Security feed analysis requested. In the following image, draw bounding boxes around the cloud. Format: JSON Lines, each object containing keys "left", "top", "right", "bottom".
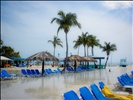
{"left": 102, "top": 1, "right": 133, "bottom": 10}
{"left": 1, "top": 1, "right": 132, "bottom": 64}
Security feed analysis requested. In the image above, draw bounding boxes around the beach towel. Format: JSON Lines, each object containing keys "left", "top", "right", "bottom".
{"left": 101, "top": 86, "right": 133, "bottom": 100}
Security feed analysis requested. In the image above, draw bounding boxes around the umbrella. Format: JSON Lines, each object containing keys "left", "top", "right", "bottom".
{"left": 26, "top": 51, "right": 59, "bottom": 76}
{"left": 1, "top": 56, "right": 12, "bottom": 61}
{"left": 65, "top": 55, "right": 87, "bottom": 71}
{"left": 66, "top": 55, "right": 87, "bottom": 62}
{"left": 84, "top": 56, "right": 97, "bottom": 62}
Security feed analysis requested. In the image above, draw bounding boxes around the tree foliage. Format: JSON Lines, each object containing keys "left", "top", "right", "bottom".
{"left": 51, "top": 10, "right": 81, "bottom": 71}
{"left": 48, "top": 36, "right": 63, "bottom": 56}
{"left": 100, "top": 42, "right": 117, "bottom": 68}
{"left": 0, "top": 46, "right": 21, "bottom": 58}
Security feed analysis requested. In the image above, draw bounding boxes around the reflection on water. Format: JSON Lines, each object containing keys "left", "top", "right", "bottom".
{"left": 1, "top": 66, "right": 133, "bottom": 100}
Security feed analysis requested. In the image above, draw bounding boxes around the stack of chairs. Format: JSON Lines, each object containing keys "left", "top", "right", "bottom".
{"left": 117, "top": 73, "right": 133, "bottom": 93}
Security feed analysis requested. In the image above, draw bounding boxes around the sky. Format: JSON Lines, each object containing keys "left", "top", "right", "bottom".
{"left": 1, "top": 1, "right": 133, "bottom": 64}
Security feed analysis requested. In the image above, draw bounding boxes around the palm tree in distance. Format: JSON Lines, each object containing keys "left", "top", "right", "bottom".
{"left": 88, "top": 35, "right": 99, "bottom": 56}
{"left": 73, "top": 36, "right": 82, "bottom": 55}
{"left": 80, "top": 32, "right": 89, "bottom": 57}
{"left": 51, "top": 10, "right": 81, "bottom": 71}
{"left": 48, "top": 36, "right": 63, "bottom": 57}
{"left": 48, "top": 36, "right": 63, "bottom": 67}
{"left": 100, "top": 42, "right": 117, "bottom": 69}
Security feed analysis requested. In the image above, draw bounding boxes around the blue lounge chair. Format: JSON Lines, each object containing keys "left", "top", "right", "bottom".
{"left": 76, "top": 67, "right": 82, "bottom": 72}
{"left": 26, "top": 69, "right": 34, "bottom": 76}
{"left": 21, "top": 69, "right": 28, "bottom": 77}
{"left": 131, "top": 71, "right": 133, "bottom": 75}
{"left": 53, "top": 68, "right": 61, "bottom": 73}
{"left": 79, "top": 86, "right": 96, "bottom": 100}
{"left": 57, "top": 68, "right": 61, "bottom": 73}
{"left": 67, "top": 67, "right": 74, "bottom": 72}
{"left": 124, "top": 73, "right": 133, "bottom": 81}
{"left": 63, "top": 90, "right": 80, "bottom": 100}
{"left": 45, "top": 69, "right": 54, "bottom": 74}
{"left": 90, "top": 84, "right": 113, "bottom": 100}
{"left": 122, "top": 74, "right": 133, "bottom": 81}
{"left": 87, "top": 66, "right": 94, "bottom": 70}
{"left": 121, "top": 75, "right": 133, "bottom": 83}
{"left": 118, "top": 77, "right": 133, "bottom": 86}
{"left": 117, "top": 77, "right": 133, "bottom": 93}
{"left": 35, "top": 69, "right": 42, "bottom": 76}
{"left": 1, "top": 69, "right": 17, "bottom": 79}
{"left": 31, "top": 69, "right": 37, "bottom": 76}
{"left": 99, "top": 81, "right": 105, "bottom": 90}
{"left": 48, "top": 68, "right": 56, "bottom": 74}
{"left": 44, "top": 69, "right": 49, "bottom": 74}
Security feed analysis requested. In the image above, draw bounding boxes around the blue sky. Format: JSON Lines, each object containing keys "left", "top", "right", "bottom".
{"left": 1, "top": 1, "right": 133, "bottom": 64}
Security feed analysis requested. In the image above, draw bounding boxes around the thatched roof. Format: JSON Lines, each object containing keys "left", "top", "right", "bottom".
{"left": 84, "top": 56, "right": 97, "bottom": 62}
{"left": 26, "top": 51, "right": 59, "bottom": 61}
{"left": 65, "top": 55, "right": 87, "bottom": 61}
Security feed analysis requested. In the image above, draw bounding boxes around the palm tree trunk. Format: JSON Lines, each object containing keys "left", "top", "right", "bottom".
{"left": 77, "top": 46, "right": 80, "bottom": 55}
{"left": 42, "top": 60, "right": 44, "bottom": 76}
{"left": 64, "top": 33, "right": 68, "bottom": 72}
{"left": 84, "top": 45, "right": 86, "bottom": 57}
{"left": 104, "top": 55, "right": 109, "bottom": 69}
{"left": 53, "top": 47, "right": 55, "bottom": 67}
{"left": 87, "top": 46, "right": 88, "bottom": 56}
{"left": 92, "top": 46, "right": 94, "bottom": 56}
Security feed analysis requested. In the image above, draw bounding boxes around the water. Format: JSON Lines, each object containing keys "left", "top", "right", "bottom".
{"left": 1, "top": 66, "right": 133, "bottom": 100}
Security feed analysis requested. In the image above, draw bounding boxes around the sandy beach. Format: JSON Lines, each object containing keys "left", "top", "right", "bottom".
{"left": 1, "top": 65, "right": 133, "bottom": 100}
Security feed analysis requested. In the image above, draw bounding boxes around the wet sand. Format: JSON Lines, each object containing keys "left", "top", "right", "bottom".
{"left": 1, "top": 66, "right": 133, "bottom": 100}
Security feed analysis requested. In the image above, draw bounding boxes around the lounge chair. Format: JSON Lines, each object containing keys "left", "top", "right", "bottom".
{"left": 87, "top": 66, "right": 94, "bottom": 70}
{"left": 21, "top": 69, "right": 28, "bottom": 77}
{"left": 62, "top": 90, "right": 80, "bottom": 100}
{"left": 117, "top": 77, "right": 133, "bottom": 93}
{"left": 53, "top": 68, "right": 61, "bottom": 73}
{"left": 48, "top": 68, "right": 56, "bottom": 74}
{"left": 26, "top": 69, "right": 34, "bottom": 76}
{"left": 99, "top": 81, "right": 105, "bottom": 90}
{"left": 31, "top": 69, "right": 41, "bottom": 76}
{"left": 35, "top": 69, "right": 42, "bottom": 76}
{"left": 90, "top": 84, "right": 113, "bottom": 100}
{"left": 1, "top": 69, "right": 17, "bottom": 79}
{"left": 57, "top": 68, "right": 61, "bottom": 73}
{"left": 45, "top": 69, "right": 54, "bottom": 74}
{"left": 121, "top": 75, "right": 133, "bottom": 83}
{"left": 67, "top": 67, "right": 74, "bottom": 72}
{"left": 124, "top": 73, "right": 133, "bottom": 81}
{"left": 79, "top": 86, "right": 96, "bottom": 100}
{"left": 117, "top": 77, "right": 133, "bottom": 86}
{"left": 131, "top": 71, "right": 133, "bottom": 75}
{"left": 79, "top": 66, "right": 87, "bottom": 71}
{"left": 98, "top": 82, "right": 133, "bottom": 100}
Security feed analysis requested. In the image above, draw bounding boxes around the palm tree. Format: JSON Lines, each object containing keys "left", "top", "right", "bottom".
{"left": 51, "top": 10, "right": 81, "bottom": 71}
{"left": 48, "top": 36, "right": 63, "bottom": 57}
{"left": 88, "top": 35, "right": 99, "bottom": 56}
{"left": 73, "top": 36, "right": 82, "bottom": 55}
{"left": 100, "top": 42, "right": 117, "bottom": 69}
{"left": 79, "top": 32, "right": 89, "bottom": 57}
